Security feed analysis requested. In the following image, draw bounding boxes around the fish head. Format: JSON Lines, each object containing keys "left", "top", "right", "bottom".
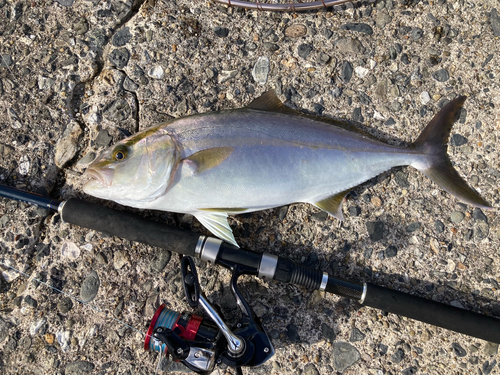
{"left": 83, "top": 127, "right": 179, "bottom": 205}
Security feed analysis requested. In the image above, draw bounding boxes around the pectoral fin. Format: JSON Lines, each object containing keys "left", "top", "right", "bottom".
{"left": 183, "top": 147, "right": 234, "bottom": 174}
{"left": 195, "top": 212, "right": 239, "bottom": 247}
{"left": 313, "top": 190, "right": 351, "bottom": 221}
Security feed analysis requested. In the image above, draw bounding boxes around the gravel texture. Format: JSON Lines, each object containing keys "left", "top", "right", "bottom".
{"left": 1, "top": 0, "right": 500, "bottom": 374}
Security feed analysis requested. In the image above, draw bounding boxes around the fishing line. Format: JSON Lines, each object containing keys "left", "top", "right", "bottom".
{"left": 1, "top": 36, "right": 74, "bottom": 121}
{"left": 0, "top": 261, "right": 145, "bottom": 337}
{"left": 2, "top": 19, "right": 149, "bottom": 351}
{"left": 154, "top": 345, "right": 166, "bottom": 375}
{"left": 1, "top": 40, "right": 35, "bottom": 104}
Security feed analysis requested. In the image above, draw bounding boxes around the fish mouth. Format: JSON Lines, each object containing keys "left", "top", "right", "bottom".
{"left": 82, "top": 167, "right": 114, "bottom": 190}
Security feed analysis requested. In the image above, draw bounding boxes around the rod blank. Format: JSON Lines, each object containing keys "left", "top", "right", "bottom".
{"left": 0, "top": 185, "right": 61, "bottom": 211}
{"left": 213, "top": 0, "right": 355, "bottom": 11}
{"left": 362, "top": 283, "right": 500, "bottom": 343}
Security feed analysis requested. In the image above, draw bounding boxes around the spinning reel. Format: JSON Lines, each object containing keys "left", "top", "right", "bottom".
{"left": 3, "top": 186, "right": 499, "bottom": 372}
{"left": 144, "top": 256, "right": 274, "bottom": 374}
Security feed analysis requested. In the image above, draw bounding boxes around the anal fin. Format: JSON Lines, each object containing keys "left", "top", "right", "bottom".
{"left": 195, "top": 212, "right": 239, "bottom": 248}
{"left": 313, "top": 189, "right": 351, "bottom": 221}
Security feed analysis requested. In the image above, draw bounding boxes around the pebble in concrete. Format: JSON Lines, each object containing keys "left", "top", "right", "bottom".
{"left": 332, "top": 341, "right": 360, "bottom": 372}
{"left": 252, "top": 56, "right": 270, "bottom": 85}
{"left": 285, "top": 24, "right": 307, "bottom": 38}
{"left": 54, "top": 121, "right": 83, "bottom": 168}
{"left": 65, "top": 361, "right": 95, "bottom": 375}
{"left": 80, "top": 270, "right": 100, "bottom": 303}
{"left": 432, "top": 68, "right": 449, "bottom": 82}
{"left": 150, "top": 251, "right": 171, "bottom": 273}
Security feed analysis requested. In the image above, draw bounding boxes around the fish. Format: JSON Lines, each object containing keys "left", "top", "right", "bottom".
{"left": 83, "top": 90, "right": 491, "bottom": 247}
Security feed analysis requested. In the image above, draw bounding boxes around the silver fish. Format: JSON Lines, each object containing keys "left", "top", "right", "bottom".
{"left": 83, "top": 91, "right": 491, "bottom": 247}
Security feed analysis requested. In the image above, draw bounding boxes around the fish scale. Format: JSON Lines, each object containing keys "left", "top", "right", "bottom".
{"left": 83, "top": 91, "right": 491, "bottom": 247}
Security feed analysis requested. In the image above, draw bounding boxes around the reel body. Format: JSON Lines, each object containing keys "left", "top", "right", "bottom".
{"left": 144, "top": 256, "right": 274, "bottom": 373}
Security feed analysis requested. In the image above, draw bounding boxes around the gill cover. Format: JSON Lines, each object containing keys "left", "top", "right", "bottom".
{"left": 84, "top": 128, "right": 180, "bottom": 206}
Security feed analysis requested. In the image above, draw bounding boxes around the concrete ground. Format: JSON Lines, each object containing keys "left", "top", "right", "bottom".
{"left": 1, "top": 0, "right": 500, "bottom": 374}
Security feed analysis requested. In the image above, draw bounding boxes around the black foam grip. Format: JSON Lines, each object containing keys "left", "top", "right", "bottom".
{"left": 273, "top": 257, "right": 322, "bottom": 290}
{"left": 363, "top": 283, "right": 500, "bottom": 343}
{"left": 61, "top": 199, "right": 200, "bottom": 256}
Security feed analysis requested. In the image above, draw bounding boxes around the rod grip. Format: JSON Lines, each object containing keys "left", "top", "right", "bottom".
{"left": 61, "top": 198, "right": 200, "bottom": 257}
{"left": 363, "top": 283, "right": 500, "bottom": 343}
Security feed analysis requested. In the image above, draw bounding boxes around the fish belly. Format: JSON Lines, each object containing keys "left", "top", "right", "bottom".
{"left": 150, "top": 146, "right": 418, "bottom": 214}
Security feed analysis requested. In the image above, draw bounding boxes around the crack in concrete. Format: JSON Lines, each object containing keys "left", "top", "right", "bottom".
{"left": 128, "top": 83, "right": 141, "bottom": 133}
{"left": 70, "top": 0, "right": 146, "bottom": 149}
{"left": 57, "top": 0, "right": 147, "bottom": 177}
{"left": 103, "top": 0, "right": 147, "bottom": 135}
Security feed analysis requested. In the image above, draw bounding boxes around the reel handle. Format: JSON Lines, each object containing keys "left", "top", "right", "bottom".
{"left": 181, "top": 256, "right": 200, "bottom": 308}
{"left": 182, "top": 256, "right": 245, "bottom": 356}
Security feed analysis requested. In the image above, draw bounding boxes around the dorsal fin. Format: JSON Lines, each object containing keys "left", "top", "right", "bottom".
{"left": 247, "top": 91, "right": 381, "bottom": 142}
{"left": 246, "top": 90, "right": 300, "bottom": 116}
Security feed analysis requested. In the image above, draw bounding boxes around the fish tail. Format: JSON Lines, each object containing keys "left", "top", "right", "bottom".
{"left": 412, "top": 96, "right": 492, "bottom": 209}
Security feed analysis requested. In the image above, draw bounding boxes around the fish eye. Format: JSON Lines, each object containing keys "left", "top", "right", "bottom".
{"left": 112, "top": 146, "right": 128, "bottom": 161}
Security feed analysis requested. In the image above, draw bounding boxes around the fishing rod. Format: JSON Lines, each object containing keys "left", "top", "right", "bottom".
{"left": 213, "top": 0, "right": 355, "bottom": 12}
{"left": 1, "top": 184, "right": 500, "bottom": 373}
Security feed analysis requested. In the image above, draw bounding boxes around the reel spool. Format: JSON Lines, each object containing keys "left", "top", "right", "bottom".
{"left": 144, "top": 303, "right": 219, "bottom": 354}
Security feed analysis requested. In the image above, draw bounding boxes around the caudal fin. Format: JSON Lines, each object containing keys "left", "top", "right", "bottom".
{"left": 413, "top": 96, "right": 491, "bottom": 209}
